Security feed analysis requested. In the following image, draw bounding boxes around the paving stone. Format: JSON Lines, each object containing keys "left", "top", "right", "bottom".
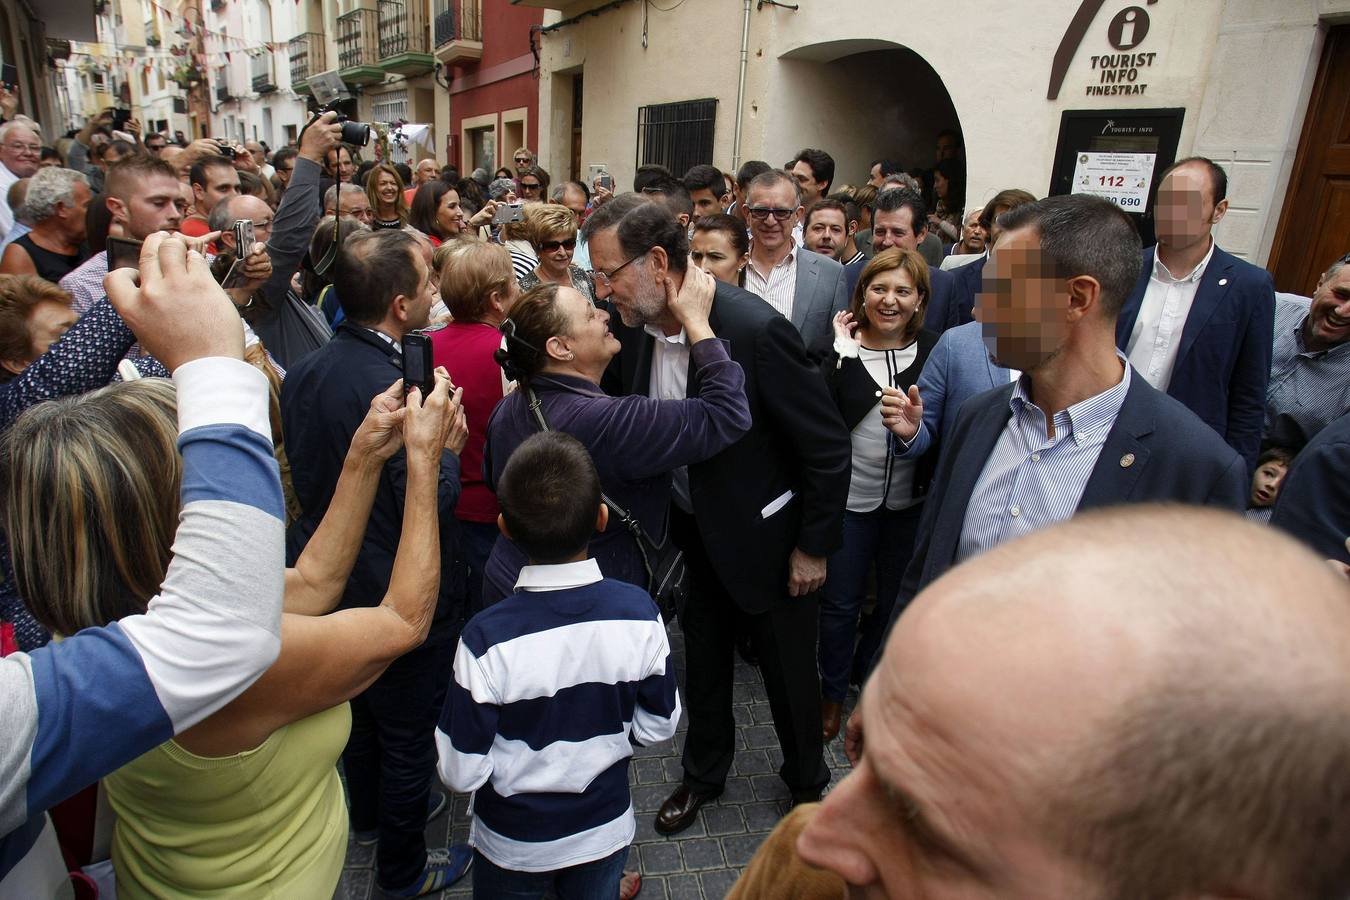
{"left": 731, "top": 749, "right": 772, "bottom": 776}
{"left": 343, "top": 838, "right": 375, "bottom": 868}
{"left": 740, "top": 724, "right": 778, "bottom": 749}
{"left": 677, "top": 837, "right": 726, "bottom": 871}
{"left": 665, "top": 872, "right": 703, "bottom": 899}
{"left": 730, "top": 704, "right": 753, "bottom": 726}
{"left": 741, "top": 800, "right": 789, "bottom": 831}
{"left": 333, "top": 868, "right": 373, "bottom": 900}
{"left": 720, "top": 831, "right": 770, "bottom": 868}
{"left": 700, "top": 804, "right": 746, "bottom": 836}
{"left": 718, "top": 776, "right": 754, "bottom": 804}
{"left": 633, "top": 781, "right": 676, "bottom": 813}
{"left": 661, "top": 755, "right": 685, "bottom": 783}
{"left": 639, "top": 874, "right": 670, "bottom": 900}
{"left": 700, "top": 867, "right": 742, "bottom": 898}
{"left": 749, "top": 774, "right": 790, "bottom": 802}
{"left": 634, "top": 757, "right": 667, "bottom": 784}
{"left": 639, "top": 841, "right": 684, "bottom": 875}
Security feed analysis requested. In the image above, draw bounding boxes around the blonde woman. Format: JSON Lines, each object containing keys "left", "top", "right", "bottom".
{"left": 367, "top": 163, "right": 410, "bottom": 230}
{"left": 517, "top": 203, "right": 595, "bottom": 302}
{"left": 4, "top": 362, "right": 470, "bottom": 897}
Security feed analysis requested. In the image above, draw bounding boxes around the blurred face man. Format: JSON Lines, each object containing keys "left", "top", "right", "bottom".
{"left": 326, "top": 146, "right": 355, "bottom": 183}
{"left": 513, "top": 148, "right": 534, "bottom": 177}
{"left": 192, "top": 161, "right": 240, "bottom": 218}
{"left": 790, "top": 159, "right": 828, "bottom": 208}
{"left": 0, "top": 125, "right": 41, "bottom": 178}
{"left": 219, "top": 194, "right": 274, "bottom": 254}
{"left": 144, "top": 134, "right": 167, "bottom": 155}
{"left": 245, "top": 140, "right": 266, "bottom": 169}
{"left": 935, "top": 131, "right": 960, "bottom": 162}
{"left": 974, "top": 226, "right": 1074, "bottom": 372}
{"left": 1302, "top": 258, "right": 1350, "bottom": 352}
{"left": 326, "top": 185, "right": 374, "bottom": 226}
{"left": 804, "top": 207, "right": 850, "bottom": 261}
{"left": 872, "top": 204, "right": 927, "bottom": 254}
{"left": 415, "top": 159, "right": 438, "bottom": 185}
{"left": 1153, "top": 161, "right": 1227, "bottom": 258}
{"left": 746, "top": 178, "right": 801, "bottom": 260}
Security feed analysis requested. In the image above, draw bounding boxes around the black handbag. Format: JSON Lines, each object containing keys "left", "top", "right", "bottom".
{"left": 524, "top": 386, "right": 690, "bottom": 622}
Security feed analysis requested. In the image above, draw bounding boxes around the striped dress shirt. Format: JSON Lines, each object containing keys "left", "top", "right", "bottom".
{"left": 436, "top": 559, "right": 681, "bottom": 872}
{"left": 744, "top": 248, "right": 797, "bottom": 320}
{"left": 956, "top": 357, "right": 1133, "bottom": 563}
{"left": 1264, "top": 294, "right": 1350, "bottom": 450}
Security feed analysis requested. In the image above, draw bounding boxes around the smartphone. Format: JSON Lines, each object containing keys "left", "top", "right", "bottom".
{"left": 588, "top": 163, "right": 610, "bottom": 191}
{"left": 403, "top": 333, "right": 434, "bottom": 398}
{"left": 491, "top": 203, "right": 524, "bottom": 225}
{"left": 232, "top": 219, "right": 256, "bottom": 255}
{"left": 112, "top": 108, "right": 132, "bottom": 131}
{"left": 599, "top": 172, "right": 613, "bottom": 192}
{"left": 0, "top": 64, "right": 17, "bottom": 90}
{"left": 107, "top": 235, "right": 143, "bottom": 270}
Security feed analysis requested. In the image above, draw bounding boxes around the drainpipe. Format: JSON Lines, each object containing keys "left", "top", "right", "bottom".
{"left": 732, "top": 0, "right": 751, "bottom": 171}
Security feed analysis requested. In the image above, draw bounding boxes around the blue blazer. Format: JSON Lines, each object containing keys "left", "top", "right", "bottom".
{"left": 843, "top": 258, "right": 865, "bottom": 301}
{"left": 895, "top": 368, "right": 1247, "bottom": 610}
{"left": 1271, "top": 410, "right": 1350, "bottom": 565}
{"left": 1115, "top": 245, "right": 1275, "bottom": 472}
{"left": 923, "top": 264, "right": 961, "bottom": 334}
{"left": 897, "top": 320, "right": 1011, "bottom": 461}
{"left": 948, "top": 255, "right": 986, "bottom": 326}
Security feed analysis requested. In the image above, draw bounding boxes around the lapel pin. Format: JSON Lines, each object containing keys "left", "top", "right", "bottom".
{"left": 1218, "top": 278, "right": 1229, "bottom": 286}
{"left": 1120, "top": 452, "right": 1136, "bottom": 468}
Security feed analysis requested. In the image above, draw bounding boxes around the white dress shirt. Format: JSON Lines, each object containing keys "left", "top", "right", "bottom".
{"left": 0, "top": 160, "right": 19, "bottom": 238}
{"left": 1125, "top": 239, "right": 1216, "bottom": 390}
{"left": 745, "top": 247, "right": 798, "bottom": 320}
{"left": 645, "top": 324, "right": 693, "bottom": 511}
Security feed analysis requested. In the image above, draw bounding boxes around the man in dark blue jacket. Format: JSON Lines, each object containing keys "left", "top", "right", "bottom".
{"left": 281, "top": 228, "right": 472, "bottom": 896}
{"left": 887, "top": 194, "right": 1247, "bottom": 623}
{"left": 1271, "top": 410, "right": 1350, "bottom": 566}
{"left": 1116, "top": 157, "right": 1274, "bottom": 473}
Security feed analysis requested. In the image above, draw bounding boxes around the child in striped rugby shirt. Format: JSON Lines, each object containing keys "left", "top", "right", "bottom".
{"left": 436, "top": 432, "right": 681, "bottom": 898}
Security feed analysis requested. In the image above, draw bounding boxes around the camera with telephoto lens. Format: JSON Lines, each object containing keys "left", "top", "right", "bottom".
{"left": 319, "top": 100, "right": 371, "bottom": 148}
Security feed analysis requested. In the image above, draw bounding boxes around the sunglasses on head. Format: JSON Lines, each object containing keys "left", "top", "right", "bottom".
{"left": 540, "top": 238, "right": 577, "bottom": 252}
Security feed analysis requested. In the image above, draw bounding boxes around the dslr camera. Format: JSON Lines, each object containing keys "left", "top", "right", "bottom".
{"left": 317, "top": 99, "right": 371, "bottom": 148}
{"left": 304, "top": 74, "right": 372, "bottom": 148}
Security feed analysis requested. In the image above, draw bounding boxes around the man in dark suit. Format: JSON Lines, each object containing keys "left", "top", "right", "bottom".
{"left": 1116, "top": 157, "right": 1274, "bottom": 472}
{"left": 585, "top": 194, "right": 851, "bottom": 833}
{"left": 946, "top": 188, "right": 1039, "bottom": 324}
{"left": 1271, "top": 410, "right": 1350, "bottom": 566}
{"left": 280, "top": 229, "right": 472, "bottom": 895}
{"left": 886, "top": 194, "right": 1247, "bottom": 620}
{"left": 872, "top": 186, "right": 961, "bottom": 333}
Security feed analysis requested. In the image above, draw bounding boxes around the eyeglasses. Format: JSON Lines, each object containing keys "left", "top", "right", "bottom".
{"left": 3, "top": 142, "right": 39, "bottom": 155}
{"left": 746, "top": 206, "right": 796, "bottom": 222}
{"left": 540, "top": 238, "right": 576, "bottom": 253}
{"left": 520, "top": 181, "right": 542, "bottom": 191}
{"left": 591, "top": 252, "right": 646, "bottom": 287}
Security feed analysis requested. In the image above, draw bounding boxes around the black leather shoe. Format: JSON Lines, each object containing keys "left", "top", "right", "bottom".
{"left": 654, "top": 785, "right": 719, "bottom": 835}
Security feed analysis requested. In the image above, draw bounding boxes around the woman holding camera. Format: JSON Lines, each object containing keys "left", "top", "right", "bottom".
{"left": 367, "top": 163, "right": 410, "bottom": 230}
{"left": 480, "top": 270, "right": 751, "bottom": 605}
{"left": 816, "top": 248, "right": 936, "bottom": 744}
{"left": 517, "top": 204, "right": 595, "bottom": 302}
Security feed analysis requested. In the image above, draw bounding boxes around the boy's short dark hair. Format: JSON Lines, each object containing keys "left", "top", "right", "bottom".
{"left": 498, "top": 432, "right": 602, "bottom": 565}
{"left": 1257, "top": 446, "right": 1294, "bottom": 469}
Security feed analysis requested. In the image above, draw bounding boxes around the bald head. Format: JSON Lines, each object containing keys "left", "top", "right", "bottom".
{"left": 798, "top": 506, "right": 1350, "bottom": 899}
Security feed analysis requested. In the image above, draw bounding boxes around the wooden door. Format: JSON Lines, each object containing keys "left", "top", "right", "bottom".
{"left": 1270, "top": 26, "right": 1350, "bottom": 295}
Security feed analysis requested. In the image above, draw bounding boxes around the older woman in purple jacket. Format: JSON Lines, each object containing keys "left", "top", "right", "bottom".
{"left": 481, "top": 269, "right": 751, "bottom": 605}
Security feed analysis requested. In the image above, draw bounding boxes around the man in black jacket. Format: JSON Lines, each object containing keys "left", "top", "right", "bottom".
{"left": 587, "top": 194, "right": 851, "bottom": 833}
{"left": 280, "top": 228, "right": 472, "bottom": 895}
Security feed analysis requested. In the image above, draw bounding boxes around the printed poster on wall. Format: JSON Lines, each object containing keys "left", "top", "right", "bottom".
{"left": 1070, "top": 151, "right": 1156, "bottom": 212}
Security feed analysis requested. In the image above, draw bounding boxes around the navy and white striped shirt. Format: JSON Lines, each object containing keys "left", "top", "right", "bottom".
{"left": 956, "top": 357, "right": 1132, "bottom": 563}
{"left": 436, "top": 559, "right": 680, "bottom": 872}
{"left": 1265, "top": 294, "right": 1350, "bottom": 451}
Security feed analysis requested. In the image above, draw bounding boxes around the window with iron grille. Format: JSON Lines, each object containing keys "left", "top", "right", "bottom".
{"left": 371, "top": 89, "right": 409, "bottom": 124}
{"left": 635, "top": 98, "right": 716, "bottom": 177}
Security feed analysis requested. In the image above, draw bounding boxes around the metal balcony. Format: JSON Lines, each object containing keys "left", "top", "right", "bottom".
{"left": 215, "top": 82, "right": 231, "bottom": 103}
{"left": 378, "top": 0, "right": 433, "bottom": 76}
{"left": 434, "top": 0, "right": 482, "bottom": 66}
{"left": 250, "top": 54, "right": 276, "bottom": 93}
{"left": 337, "top": 8, "right": 383, "bottom": 85}
{"left": 288, "top": 32, "right": 326, "bottom": 91}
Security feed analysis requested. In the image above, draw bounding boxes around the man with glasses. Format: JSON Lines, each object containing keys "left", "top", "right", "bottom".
{"left": 584, "top": 193, "right": 850, "bottom": 836}
{"left": 144, "top": 133, "right": 168, "bottom": 156}
{"left": 512, "top": 147, "right": 535, "bottom": 178}
{"left": 743, "top": 169, "right": 847, "bottom": 358}
{"left": 0, "top": 121, "right": 42, "bottom": 238}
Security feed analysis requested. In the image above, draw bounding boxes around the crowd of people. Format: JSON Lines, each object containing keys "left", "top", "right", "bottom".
{"left": 0, "top": 99, "right": 1348, "bottom": 900}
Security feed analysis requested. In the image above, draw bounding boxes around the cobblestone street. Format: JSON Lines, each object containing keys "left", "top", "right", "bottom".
{"left": 335, "top": 622, "right": 856, "bottom": 900}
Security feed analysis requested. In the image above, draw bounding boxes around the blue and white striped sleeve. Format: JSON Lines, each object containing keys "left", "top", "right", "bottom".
{"left": 435, "top": 637, "right": 500, "bottom": 794}
{"left": 631, "top": 617, "right": 681, "bottom": 746}
{"left": 0, "top": 357, "right": 284, "bottom": 864}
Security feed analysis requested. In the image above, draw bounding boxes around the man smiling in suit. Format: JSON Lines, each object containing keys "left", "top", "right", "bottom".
{"left": 1116, "top": 156, "right": 1274, "bottom": 473}
{"left": 742, "top": 169, "right": 848, "bottom": 359}
{"left": 887, "top": 194, "right": 1246, "bottom": 621}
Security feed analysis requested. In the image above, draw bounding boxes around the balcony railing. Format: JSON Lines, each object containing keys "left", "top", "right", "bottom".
{"left": 215, "top": 82, "right": 230, "bottom": 102}
{"left": 288, "top": 32, "right": 326, "bottom": 86}
{"left": 251, "top": 54, "right": 276, "bottom": 93}
{"left": 433, "top": 0, "right": 482, "bottom": 64}
{"left": 378, "top": 0, "right": 429, "bottom": 59}
{"left": 337, "top": 8, "right": 380, "bottom": 72}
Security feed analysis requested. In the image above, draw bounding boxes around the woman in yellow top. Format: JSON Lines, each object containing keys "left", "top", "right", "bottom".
{"left": 4, "top": 370, "right": 467, "bottom": 899}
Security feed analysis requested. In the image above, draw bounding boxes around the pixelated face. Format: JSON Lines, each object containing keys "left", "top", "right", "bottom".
{"left": 1307, "top": 264, "right": 1350, "bottom": 348}
{"left": 1250, "top": 460, "right": 1287, "bottom": 508}
{"left": 974, "top": 227, "right": 1069, "bottom": 372}
{"left": 1154, "top": 163, "right": 1219, "bottom": 250}
{"left": 805, "top": 208, "right": 848, "bottom": 259}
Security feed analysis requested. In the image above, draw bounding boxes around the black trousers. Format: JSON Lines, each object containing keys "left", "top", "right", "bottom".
{"left": 671, "top": 507, "right": 829, "bottom": 801}
{"left": 344, "top": 618, "right": 455, "bottom": 889}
